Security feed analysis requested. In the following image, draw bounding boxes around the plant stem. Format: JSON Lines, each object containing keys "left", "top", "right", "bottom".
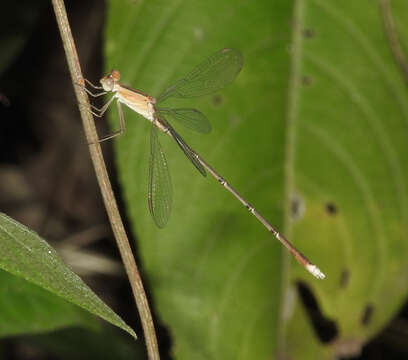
{"left": 51, "top": 1, "right": 160, "bottom": 359}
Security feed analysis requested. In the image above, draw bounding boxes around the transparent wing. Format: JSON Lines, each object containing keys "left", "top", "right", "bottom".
{"left": 148, "top": 124, "right": 173, "bottom": 228}
{"left": 168, "top": 125, "right": 207, "bottom": 177}
{"left": 157, "top": 108, "right": 211, "bottom": 134}
{"left": 157, "top": 48, "right": 243, "bottom": 103}
{"left": 158, "top": 113, "right": 207, "bottom": 177}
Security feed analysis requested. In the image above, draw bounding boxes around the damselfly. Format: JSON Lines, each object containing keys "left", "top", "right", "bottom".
{"left": 81, "top": 48, "right": 325, "bottom": 279}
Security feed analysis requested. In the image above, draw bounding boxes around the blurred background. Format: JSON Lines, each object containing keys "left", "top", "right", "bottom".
{"left": 1, "top": 0, "right": 408, "bottom": 359}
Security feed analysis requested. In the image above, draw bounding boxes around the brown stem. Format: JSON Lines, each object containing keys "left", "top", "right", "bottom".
{"left": 51, "top": 1, "right": 160, "bottom": 359}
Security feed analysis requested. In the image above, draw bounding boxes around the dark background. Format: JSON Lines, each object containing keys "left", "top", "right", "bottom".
{"left": 0, "top": 1, "right": 407, "bottom": 359}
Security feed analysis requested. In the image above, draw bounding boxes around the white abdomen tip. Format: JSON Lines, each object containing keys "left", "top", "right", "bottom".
{"left": 306, "top": 264, "right": 326, "bottom": 279}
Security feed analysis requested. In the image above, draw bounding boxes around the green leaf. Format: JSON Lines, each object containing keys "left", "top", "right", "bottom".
{"left": 25, "top": 326, "right": 144, "bottom": 360}
{"left": 104, "top": 0, "right": 408, "bottom": 358}
{"left": 0, "top": 213, "right": 136, "bottom": 339}
{"left": 0, "top": 269, "right": 98, "bottom": 336}
{"left": 285, "top": 0, "right": 408, "bottom": 357}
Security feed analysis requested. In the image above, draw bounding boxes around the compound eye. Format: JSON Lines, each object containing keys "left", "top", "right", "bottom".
{"left": 106, "top": 78, "right": 114, "bottom": 88}
{"left": 111, "top": 69, "right": 121, "bottom": 81}
{"left": 100, "top": 76, "right": 114, "bottom": 91}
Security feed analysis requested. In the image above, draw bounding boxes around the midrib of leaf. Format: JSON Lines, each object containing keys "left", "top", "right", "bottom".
{"left": 278, "top": 0, "right": 305, "bottom": 349}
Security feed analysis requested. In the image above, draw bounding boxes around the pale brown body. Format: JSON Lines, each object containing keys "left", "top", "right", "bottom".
{"left": 82, "top": 65, "right": 325, "bottom": 279}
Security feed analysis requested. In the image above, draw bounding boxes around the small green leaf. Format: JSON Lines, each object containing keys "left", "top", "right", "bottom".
{"left": 0, "top": 213, "right": 136, "bottom": 339}
{"left": 0, "top": 269, "right": 98, "bottom": 336}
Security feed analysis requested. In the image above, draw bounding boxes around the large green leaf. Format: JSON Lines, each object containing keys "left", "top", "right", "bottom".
{"left": 285, "top": 0, "right": 408, "bottom": 358}
{"left": 104, "top": 0, "right": 408, "bottom": 358}
{"left": 0, "top": 213, "right": 136, "bottom": 339}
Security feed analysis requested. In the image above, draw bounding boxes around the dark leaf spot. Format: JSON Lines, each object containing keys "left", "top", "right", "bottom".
{"left": 326, "top": 202, "right": 338, "bottom": 215}
{"left": 361, "top": 304, "right": 374, "bottom": 326}
{"left": 291, "top": 194, "right": 304, "bottom": 221}
{"left": 303, "top": 28, "right": 316, "bottom": 38}
{"left": 340, "top": 269, "right": 350, "bottom": 288}
{"left": 212, "top": 95, "right": 223, "bottom": 106}
{"left": 301, "top": 75, "right": 312, "bottom": 86}
{"left": 297, "top": 281, "right": 338, "bottom": 342}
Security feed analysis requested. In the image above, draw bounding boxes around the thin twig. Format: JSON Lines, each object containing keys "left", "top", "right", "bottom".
{"left": 51, "top": 1, "right": 160, "bottom": 359}
{"left": 380, "top": 0, "right": 408, "bottom": 84}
